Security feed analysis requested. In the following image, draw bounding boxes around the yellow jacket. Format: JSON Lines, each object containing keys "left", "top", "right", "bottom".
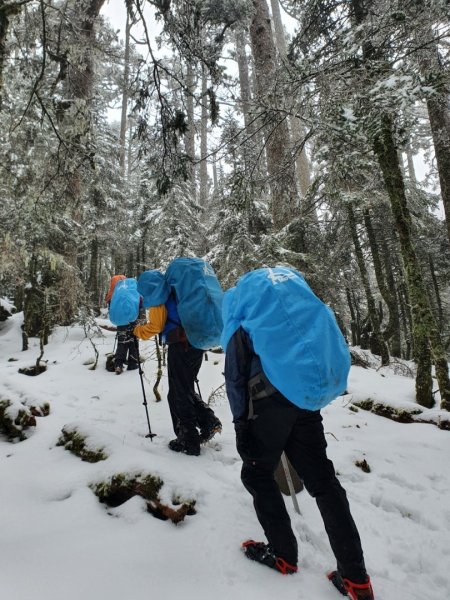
{"left": 133, "top": 305, "right": 167, "bottom": 340}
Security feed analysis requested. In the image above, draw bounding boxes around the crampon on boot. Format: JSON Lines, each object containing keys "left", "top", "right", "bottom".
{"left": 168, "top": 438, "right": 200, "bottom": 456}
{"left": 241, "top": 540, "right": 297, "bottom": 575}
{"left": 199, "top": 417, "right": 222, "bottom": 443}
{"left": 327, "top": 570, "right": 374, "bottom": 600}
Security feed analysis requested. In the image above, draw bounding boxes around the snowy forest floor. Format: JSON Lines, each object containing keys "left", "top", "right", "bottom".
{"left": 1, "top": 313, "right": 449, "bottom": 600}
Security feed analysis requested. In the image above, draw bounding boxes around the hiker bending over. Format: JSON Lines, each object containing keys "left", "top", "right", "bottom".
{"left": 134, "top": 269, "right": 222, "bottom": 456}
{"left": 106, "top": 275, "right": 139, "bottom": 375}
{"left": 222, "top": 267, "right": 374, "bottom": 600}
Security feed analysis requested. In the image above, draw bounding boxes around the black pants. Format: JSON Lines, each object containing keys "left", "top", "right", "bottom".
{"left": 167, "top": 342, "right": 217, "bottom": 443}
{"left": 238, "top": 393, "right": 367, "bottom": 581}
{"left": 114, "top": 328, "right": 139, "bottom": 370}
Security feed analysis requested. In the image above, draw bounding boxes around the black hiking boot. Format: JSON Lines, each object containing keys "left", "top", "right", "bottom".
{"left": 199, "top": 417, "right": 222, "bottom": 443}
{"left": 241, "top": 540, "right": 298, "bottom": 575}
{"left": 168, "top": 438, "right": 200, "bottom": 456}
{"left": 327, "top": 571, "right": 375, "bottom": 600}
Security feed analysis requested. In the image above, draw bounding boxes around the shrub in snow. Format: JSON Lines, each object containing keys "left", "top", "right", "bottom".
{"left": 91, "top": 473, "right": 196, "bottom": 524}
{"left": 353, "top": 398, "right": 422, "bottom": 423}
{"left": 0, "top": 298, "right": 14, "bottom": 322}
{"left": 0, "top": 399, "right": 36, "bottom": 441}
{"left": 57, "top": 425, "right": 108, "bottom": 463}
{"left": 355, "top": 459, "right": 371, "bottom": 473}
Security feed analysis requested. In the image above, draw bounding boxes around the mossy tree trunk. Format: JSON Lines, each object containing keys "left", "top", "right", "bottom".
{"left": 347, "top": 203, "right": 390, "bottom": 365}
{"left": 351, "top": 0, "right": 450, "bottom": 410}
{"left": 373, "top": 115, "right": 450, "bottom": 409}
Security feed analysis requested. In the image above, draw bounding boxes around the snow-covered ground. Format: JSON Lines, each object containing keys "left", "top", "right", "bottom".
{"left": 1, "top": 313, "right": 449, "bottom": 600}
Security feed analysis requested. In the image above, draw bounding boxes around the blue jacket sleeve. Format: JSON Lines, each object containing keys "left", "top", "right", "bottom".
{"left": 224, "top": 328, "right": 252, "bottom": 423}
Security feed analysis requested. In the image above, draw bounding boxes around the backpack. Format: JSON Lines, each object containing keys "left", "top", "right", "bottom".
{"left": 221, "top": 266, "right": 350, "bottom": 411}
{"left": 165, "top": 257, "right": 224, "bottom": 350}
{"left": 109, "top": 278, "right": 140, "bottom": 327}
{"left": 137, "top": 270, "right": 170, "bottom": 308}
{"left": 105, "top": 274, "right": 126, "bottom": 304}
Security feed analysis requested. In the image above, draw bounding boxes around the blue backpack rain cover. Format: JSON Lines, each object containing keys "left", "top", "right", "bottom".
{"left": 109, "top": 278, "right": 140, "bottom": 327}
{"left": 221, "top": 266, "right": 350, "bottom": 411}
{"left": 137, "top": 270, "right": 170, "bottom": 308}
{"left": 165, "top": 257, "right": 224, "bottom": 350}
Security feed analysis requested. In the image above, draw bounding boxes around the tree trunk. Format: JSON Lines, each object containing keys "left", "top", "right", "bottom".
{"left": 346, "top": 287, "right": 359, "bottom": 346}
{"left": 213, "top": 161, "right": 219, "bottom": 193}
{"left": 405, "top": 144, "right": 418, "bottom": 189}
{"left": 59, "top": 0, "right": 106, "bottom": 322}
{"left": 269, "top": 0, "right": 312, "bottom": 200}
{"left": 379, "top": 235, "right": 402, "bottom": 357}
{"left": 0, "top": 2, "right": 27, "bottom": 108}
{"left": 347, "top": 203, "right": 390, "bottom": 365}
{"left": 185, "top": 62, "right": 196, "bottom": 199}
{"left": 373, "top": 114, "right": 450, "bottom": 408}
{"left": 397, "top": 276, "right": 413, "bottom": 360}
{"left": 87, "top": 237, "right": 100, "bottom": 314}
{"left": 428, "top": 254, "right": 443, "bottom": 329}
{"left": 363, "top": 208, "right": 401, "bottom": 356}
{"left": 112, "top": 248, "right": 124, "bottom": 276}
{"left": 0, "top": 5, "right": 10, "bottom": 109}
{"left": 235, "top": 28, "right": 252, "bottom": 130}
{"left": 351, "top": 0, "right": 450, "bottom": 409}
{"left": 119, "top": 8, "right": 131, "bottom": 177}
{"left": 199, "top": 64, "right": 208, "bottom": 207}
{"left": 249, "top": 0, "right": 299, "bottom": 231}
{"left": 418, "top": 29, "right": 450, "bottom": 244}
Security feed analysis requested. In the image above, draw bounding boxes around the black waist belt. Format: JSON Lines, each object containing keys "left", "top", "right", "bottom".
{"left": 248, "top": 371, "right": 278, "bottom": 400}
{"left": 165, "top": 326, "right": 187, "bottom": 345}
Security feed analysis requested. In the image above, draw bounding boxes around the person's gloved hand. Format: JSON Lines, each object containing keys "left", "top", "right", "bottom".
{"left": 235, "top": 419, "right": 264, "bottom": 459}
{"left": 235, "top": 419, "right": 251, "bottom": 456}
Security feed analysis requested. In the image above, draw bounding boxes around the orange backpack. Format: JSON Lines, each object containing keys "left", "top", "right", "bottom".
{"left": 105, "top": 275, "right": 126, "bottom": 304}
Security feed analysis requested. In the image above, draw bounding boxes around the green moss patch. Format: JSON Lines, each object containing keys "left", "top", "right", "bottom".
{"left": 57, "top": 426, "right": 108, "bottom": 462}
{"left": 91, "top": 473, "right": 196, "bottom": 524}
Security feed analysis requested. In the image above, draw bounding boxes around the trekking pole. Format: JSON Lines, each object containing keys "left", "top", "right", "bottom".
{"left": 195, "top": 377, "right": 203, "bottom": 400}
{"left": 281, "top": 452, "right": 301, "bottom": 515}
{"left": 133, "top": 335, "right": 156, "bottom": 440}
